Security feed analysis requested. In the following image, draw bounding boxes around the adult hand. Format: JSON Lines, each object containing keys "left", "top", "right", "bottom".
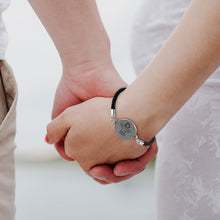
{"left": 47, "top": 96, "right": 158, "bottom": 178}
{"left": 51, "top": 61, "right": 127, "bottom": 160}
{"left": 89, "top": 140, "right": 157, "bottom": 184}
{"left": 51, "top": 61, "right": 158, "bottom": 183}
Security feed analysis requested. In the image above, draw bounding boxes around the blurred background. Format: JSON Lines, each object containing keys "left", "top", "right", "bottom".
{"left": 3, "top": 0, "right": 156, "bottom": 219}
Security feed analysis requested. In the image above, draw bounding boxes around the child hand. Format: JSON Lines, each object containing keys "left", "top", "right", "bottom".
{"left": 46, "top": 97, "right": 151, "bottom": 171}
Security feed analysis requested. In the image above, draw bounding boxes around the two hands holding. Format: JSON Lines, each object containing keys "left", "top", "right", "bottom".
{"left": 46, "top": 62, "right": 158, "bottom": 184}
{"left": 29, "top": 0, "right": 220, "bottom": 185}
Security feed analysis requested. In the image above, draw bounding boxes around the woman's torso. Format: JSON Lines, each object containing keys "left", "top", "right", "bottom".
{"left": 131, "top": 0, "right": 220, "bottom": 83}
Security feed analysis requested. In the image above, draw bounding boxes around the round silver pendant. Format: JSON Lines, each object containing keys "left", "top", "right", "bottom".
{"left": 115, "top": 119, "right": 137, "bottom": 140}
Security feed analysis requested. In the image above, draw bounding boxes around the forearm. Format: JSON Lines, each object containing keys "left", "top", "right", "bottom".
{"left": 27, "top": 0, "right": 111, "bottom": 71}
{"left": 118, "top": 0, "right": 220, "bottom": 140}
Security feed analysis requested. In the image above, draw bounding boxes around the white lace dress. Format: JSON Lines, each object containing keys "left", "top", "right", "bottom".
{"left": 131, "top": 0, "right": 220, "bottom": 219}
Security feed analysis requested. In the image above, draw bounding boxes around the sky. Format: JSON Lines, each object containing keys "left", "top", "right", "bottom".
{"left": 3, "top": 0, "right": 143, "bottom": 159}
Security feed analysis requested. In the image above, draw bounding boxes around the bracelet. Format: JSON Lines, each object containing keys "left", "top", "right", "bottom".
{"left": 111, "top": 87, "right": 155, "bottom": 146}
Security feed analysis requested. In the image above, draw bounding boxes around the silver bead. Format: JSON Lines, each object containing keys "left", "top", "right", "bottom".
{"left": 135, "top": 139, "right": 145, "bottom": 146}
{"left": 110, "top": 109, "right": 117, "bottom": 124}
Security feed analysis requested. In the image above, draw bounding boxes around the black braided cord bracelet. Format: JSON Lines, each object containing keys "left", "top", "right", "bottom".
{"left": 111, "top": 87, "right": 155, "bottom": 146}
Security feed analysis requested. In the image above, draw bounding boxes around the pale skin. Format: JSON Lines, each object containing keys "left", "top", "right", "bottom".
{"left": 28, "top": 0, "right": 156, "bottom": 184}
{"left": 30, "top": 0, "right": 220, "bottom": 182}
{"left": 46, "top": 97, "right": 157, "bottom": 171}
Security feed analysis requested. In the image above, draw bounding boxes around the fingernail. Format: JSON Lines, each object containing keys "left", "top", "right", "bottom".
{"left": 45, "top": 134, "right": 49, "bottom": 144}
{"left": 116, "top": 172, "right": 130, "bottom": 177}
{"left": 92, "top": 175, "right": 107, "bottom": 181}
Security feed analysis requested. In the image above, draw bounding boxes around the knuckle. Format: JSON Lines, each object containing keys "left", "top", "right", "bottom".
{"left": 64, "top": 133, "right": 77, "bottom": 158}
{"left": 79, "top": 161, "right": 90, "bottom": 171}
{"left": 60, "top": 109, "right": 71, "bottom": 123}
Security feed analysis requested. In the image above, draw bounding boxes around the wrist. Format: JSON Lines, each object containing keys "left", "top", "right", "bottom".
{"left": 61, "top": 60, "right": 127, "bottom": 101}
{"left": 62, "top": 55, "right": 112, "bottom": 78}
{"left": 114, "top": 86, "right": 160, "bottom": 143}
{"left": 61, "top": 35, "right": 111, "bottom": 72}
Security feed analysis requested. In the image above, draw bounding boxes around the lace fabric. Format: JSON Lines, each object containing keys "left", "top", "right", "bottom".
{"left": 131, "top": 0, "right": 220, "bottom": 219}
{"left": 155, "top": 83, "right": 220, "bottom": 219}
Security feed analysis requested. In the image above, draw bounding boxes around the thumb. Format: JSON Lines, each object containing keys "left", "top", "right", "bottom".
{"left": 52, "top": 79, "right": 81, "bottom": 119}
{"left": 46, "top": 111, "right": 71, "bottom": 145}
